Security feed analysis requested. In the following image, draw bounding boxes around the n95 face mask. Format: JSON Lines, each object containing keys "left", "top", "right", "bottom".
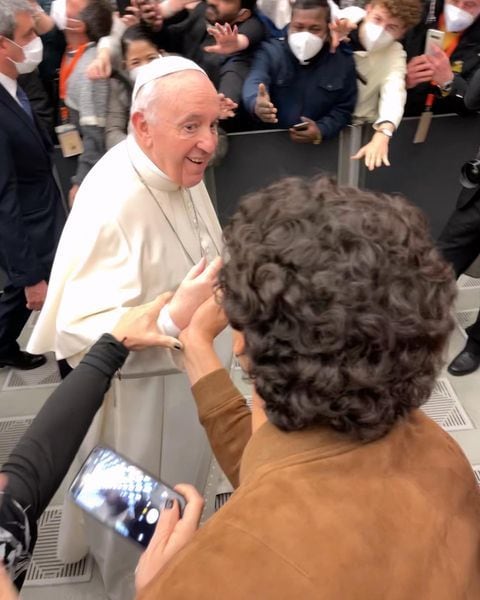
{"left": 288, "top": 32, "right": 324, "bottom": 64}
{"left": 444, "top": 4, "right": 475, "bottom": 32}
{"left": 359, "top": 21, "right": 394, "bottom": 52}
{"left": 7, "top": 36, "right": 43, "bottom": 75}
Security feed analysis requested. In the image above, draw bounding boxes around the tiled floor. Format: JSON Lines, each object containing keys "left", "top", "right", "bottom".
{"left": 1, "top": 276, "right": 479, "bottom": 599}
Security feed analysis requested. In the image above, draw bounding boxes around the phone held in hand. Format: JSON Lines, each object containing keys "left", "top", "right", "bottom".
{"left": 292, "top": 122, "right": 309, "bottom": 131}
{"left": 70, "top": 446, "right": 186, "bottom": 549}
{"left": 116, "top": 0, "right": 131, "bottom": 17}
{"left": 425, "top": 29, "right": 445, "bottom": 56}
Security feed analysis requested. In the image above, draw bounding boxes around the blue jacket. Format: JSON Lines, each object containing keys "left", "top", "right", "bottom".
{"left": 243, "top": 38, "right": 358, "bottom": 139}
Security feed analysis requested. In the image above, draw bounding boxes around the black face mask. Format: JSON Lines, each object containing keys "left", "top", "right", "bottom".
{"left": 0, "top": 492, "right": 31, "bottom": 583}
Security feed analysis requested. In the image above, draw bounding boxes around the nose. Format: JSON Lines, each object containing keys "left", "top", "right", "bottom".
{"left": 197, "top": 127, "right": 218, "bottom": 155}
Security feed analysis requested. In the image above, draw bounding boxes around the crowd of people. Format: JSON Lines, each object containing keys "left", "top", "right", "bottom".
{"left": 1, "top": 0, "right": 480, "bottom": 599}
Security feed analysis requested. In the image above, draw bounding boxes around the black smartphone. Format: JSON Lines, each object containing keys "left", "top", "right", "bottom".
{"left": 70, "top": 446, "right": 186, "bottom": 549}
{"left": 116, "top": 0, "right": 132, "bottom": 17}
{"left": 292, "top": 122, "right": 309, "bottom": 131}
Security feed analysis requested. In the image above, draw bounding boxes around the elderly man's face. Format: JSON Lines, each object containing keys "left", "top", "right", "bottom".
{"left": 140, "top": 73, "right": 220, "bottom": 188}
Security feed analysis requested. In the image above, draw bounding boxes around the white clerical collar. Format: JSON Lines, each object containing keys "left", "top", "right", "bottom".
{"left": 127, "top": 134, "right": 180, "bottom": 192}
{"left": 0, "top": 72, "right": 18, "bottom": 103}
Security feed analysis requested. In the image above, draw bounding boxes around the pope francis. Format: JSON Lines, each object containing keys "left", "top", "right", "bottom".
{"left": 28, "top": 57, "right": 230, "bottom": 599}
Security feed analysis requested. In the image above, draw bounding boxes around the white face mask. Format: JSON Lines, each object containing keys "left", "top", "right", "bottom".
{"left": 50, "top": 0, "right": 83, "bottom": 31}
{"left": 444, "top": 3, "right": 475, "bottom": 32}
{"left": 50, "top": 0, "right": 67, "bottom": 30}
{"left": 288, "top": 31, "right": 324, "bottom": 64}
{"left": 7, "top": 36, "right": 43, "bottom": 75}
{"left": 359, "top": 21, "right": 395, "bottom": 52}
{"left": 129, "top": 66, "right": 142, "bottom": 83}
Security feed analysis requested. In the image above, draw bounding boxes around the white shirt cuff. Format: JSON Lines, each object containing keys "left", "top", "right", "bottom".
{"left": 158, "top": 304, "right": 181, "bottom": 337}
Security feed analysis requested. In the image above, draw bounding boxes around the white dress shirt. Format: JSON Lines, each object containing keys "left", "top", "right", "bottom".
{"left": 0, "top": 71, "right": 20, "bottom": 104}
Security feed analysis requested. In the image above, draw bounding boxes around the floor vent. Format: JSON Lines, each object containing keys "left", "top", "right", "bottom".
{"left": 472, "top": 465, "right": 480, "bottom": 486}
{"left": 459, "top": 275, "right": 480, "bottom": 289}
{"left": 422, "top": 379, "right": 474, "bottom": 431}
{"left": 24, "top": 507, "right": 93, "bottom": 587}
{"left": 215, "top": 492, "right": 233, "bottom": 512}
{"left": 2, "top": 353, "right": 61, "bottom": 391}
{"left": 0, "top": 415, "right": 35, "bottom": 465}
{"left": 455, "top": 309, "right": 478, "bottom": 337}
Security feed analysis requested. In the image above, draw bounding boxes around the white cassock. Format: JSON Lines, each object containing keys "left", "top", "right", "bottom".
{"left": 28, "top": 134, "right": 231, "bottom": 600}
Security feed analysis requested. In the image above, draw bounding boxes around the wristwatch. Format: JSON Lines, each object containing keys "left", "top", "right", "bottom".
{"left": 438, "top": 79, "right": 454, "bottom": 96}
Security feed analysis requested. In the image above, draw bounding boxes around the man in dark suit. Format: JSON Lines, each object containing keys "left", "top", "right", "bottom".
{"left": 0, "top": 0, "right": 65, "bottom": 370}
{"left": 438, "top": 180, "right": 480, "bottom": 375}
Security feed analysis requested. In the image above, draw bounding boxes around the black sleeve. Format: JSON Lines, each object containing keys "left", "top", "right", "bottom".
{"left": 18, "top": 71, "right": 54, "bottom": 141}
{"left": 1, "top": 334, "right": 129, "bottom": 518}
{"left": 238, "top": 16, "right": 266, "bottom": 49}
{"left": 463, "top": 69, "right": 480, "bottom": 110}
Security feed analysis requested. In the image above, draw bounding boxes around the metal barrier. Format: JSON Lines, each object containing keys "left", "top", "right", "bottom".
{"left": 214, "top": 114, "right": 480, "bottom": 239}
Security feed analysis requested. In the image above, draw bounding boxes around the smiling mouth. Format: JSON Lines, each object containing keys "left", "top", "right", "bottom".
{"left": 187, "top": 158, "right": 205, "bottom": 165}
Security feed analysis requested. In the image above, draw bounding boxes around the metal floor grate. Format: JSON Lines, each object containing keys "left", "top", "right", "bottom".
{"left": 472, "top": 465, "right": 480, "bottom": 486}
{"left": 458, "top": 275, "right": 480, "bottom": 289}
{"left": 2, "top": 353, "right": 61, "bottom": 391}
{"left": 422, "top": 379, "right": 474, "bottom": 431}
{"left": 24, "top": 507, "right": 93, "bottom": 587}
{"left": 455, "top": 309, "right": 478, "bottom": 337}
{"left": 0, "top": 415, "right": 35, "bottom": 466}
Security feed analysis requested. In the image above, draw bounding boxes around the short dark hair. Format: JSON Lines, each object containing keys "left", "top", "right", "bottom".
{"left": 292, "top": 0, "right": 331, "bottom": 14}
{"left": 80, "top": 0, "right": 113, "bottom": 44}
{"left": 240, "top": 0, "right": 257, "bottom": 10}
{"left": 120, "top": 24, "right": 158, "bottom": 58}
{"left": 219, "top": 177, "right": 456, "bottom": 442}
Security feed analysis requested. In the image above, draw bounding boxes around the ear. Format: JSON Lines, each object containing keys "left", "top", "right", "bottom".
{"left": 234, "top": 8, "right": 251, "bottom": 24}
{"left": 131, "top": 110, "right": 153, "bottom": 149}
{"left": 232, "top": 329, "right": 246, "bottom": 358}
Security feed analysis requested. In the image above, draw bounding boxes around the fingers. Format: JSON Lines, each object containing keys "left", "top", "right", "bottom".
{"left": 199, "top": 256, "right": 222, "bottom": 283}
{"left": 183, "top": 257, "right": 207, "bottom": 281}
{"left": 173, "top": 484, "right": 204, "bottom": 534}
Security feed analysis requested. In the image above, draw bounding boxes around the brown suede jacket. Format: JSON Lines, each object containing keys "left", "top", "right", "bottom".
{"left": 138, "top": 369, "right": 480, "bottom": 599}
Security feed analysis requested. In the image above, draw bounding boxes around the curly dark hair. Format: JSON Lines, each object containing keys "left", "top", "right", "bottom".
{"left": 219, "top": 177, "right": 456, "bottom": 442}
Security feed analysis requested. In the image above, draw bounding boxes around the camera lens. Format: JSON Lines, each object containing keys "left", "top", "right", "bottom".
{"left": 460, "top": 159, "right": 480, "bottom": 189}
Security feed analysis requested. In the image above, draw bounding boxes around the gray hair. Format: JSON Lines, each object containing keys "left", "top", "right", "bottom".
{"left": 0, "top": 0, "right": 32, "bottom": 39}
{"left": 131, "top": 79, "right": 162, "bottom": 122}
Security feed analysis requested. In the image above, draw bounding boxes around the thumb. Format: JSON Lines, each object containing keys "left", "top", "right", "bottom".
{"left": 258, "top": 83, "right": 268, "bottom": 98}
{"left": 351, "top": 147, "right": 366, "bottom": 160}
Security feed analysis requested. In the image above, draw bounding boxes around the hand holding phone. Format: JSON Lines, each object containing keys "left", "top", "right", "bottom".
{"left": 292, "top": 122, "right": 309, "bottom": 131}
{"left": 70, "top": 447, "right": 186, "bottom": 549}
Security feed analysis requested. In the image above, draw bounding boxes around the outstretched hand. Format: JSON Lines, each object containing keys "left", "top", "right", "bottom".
{"left": 168, "top": 257, "right": 223, "bottom": 331}
{"left": 112, "top": 292, "right": 182, "bottom": 351}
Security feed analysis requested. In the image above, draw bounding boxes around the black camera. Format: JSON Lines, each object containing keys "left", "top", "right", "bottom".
{"left": 460, "top": 159, "right": 480, "bottom": 189}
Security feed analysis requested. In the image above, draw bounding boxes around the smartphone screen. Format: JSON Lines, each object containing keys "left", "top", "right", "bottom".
{"left": 70, "top": 446, "right": 186, "bottom": 548}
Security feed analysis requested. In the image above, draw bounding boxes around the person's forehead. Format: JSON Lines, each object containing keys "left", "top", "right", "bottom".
{"left": 157, "top": 76, "right": 219, "bottom": 119}
{"left": 369, "top": 4, "right": 403, "bottom": 24}
{"left": 291, "top": 7, "right": 328, "bottom": 22}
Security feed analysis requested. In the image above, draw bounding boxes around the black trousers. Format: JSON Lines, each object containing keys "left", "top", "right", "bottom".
{"left": 437, "top": 187, "right": 480, "bottom": 348}
{"left": 0, "top": 281, "right": 31, "bottom": 357}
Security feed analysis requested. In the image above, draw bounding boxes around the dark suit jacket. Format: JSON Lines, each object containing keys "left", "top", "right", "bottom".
{"left": 0, "top": 82, "right": 65, "bottom": 288}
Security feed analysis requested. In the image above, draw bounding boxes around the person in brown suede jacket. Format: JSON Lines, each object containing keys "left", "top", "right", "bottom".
{"left": 135, "top": 176, "right": 480, "bottom": 600}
